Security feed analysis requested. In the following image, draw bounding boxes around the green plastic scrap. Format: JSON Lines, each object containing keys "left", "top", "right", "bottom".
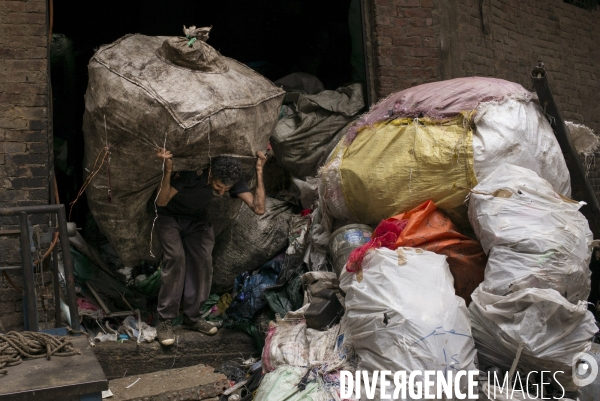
{"left": 200, "top": 294, "right": 221, "bottom": 318}
{"left": 186, "top": 37, "right": 197, "bottom": 47}
{"left": 253, "top": 366, "right": 323, "bottom": 401}
{"left": 136, "top": 269, "right": 161, "bottom": 297}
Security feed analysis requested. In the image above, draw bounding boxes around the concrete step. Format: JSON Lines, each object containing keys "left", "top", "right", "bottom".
{"left": 94, "top": 327, "right": 257, "bottom": 380}
{"left": 108, "top": 363, "right": 229, "bottom": 401}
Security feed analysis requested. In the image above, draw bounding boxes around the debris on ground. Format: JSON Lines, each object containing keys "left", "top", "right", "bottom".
{"left": 107, "top": 363, "right": 229, "bottom": 401}
{"left": 30, "top": 49, "right": 600, "bottom": 401}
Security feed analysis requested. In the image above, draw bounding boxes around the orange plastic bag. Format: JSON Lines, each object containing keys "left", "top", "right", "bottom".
{"left": 388, "top": 200, "right": 486, "bottom": 305}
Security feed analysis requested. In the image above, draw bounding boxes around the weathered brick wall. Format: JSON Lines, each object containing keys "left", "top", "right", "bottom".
{"left": 441, "top": 0, "right": 600, "bottom": 133}
{"left": 371, "top": 0, "right": 441, "bottom": 99}
{"left": 0, "top": 0, "right": 50, "bottom": 331}
{"left": 371, "top": 0, "right": 600, "bottom": 214}
{"left": 436, "top": 0, "right": 600, "bottom": 231}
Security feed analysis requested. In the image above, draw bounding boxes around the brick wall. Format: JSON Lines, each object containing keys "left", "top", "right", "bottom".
{"left": 440, "top": 0, "right": 600, "bottom": 133}
{"left": 0, "top": 0, "right": 50, "bottom": 331}
{"left": 436, "top": 0, "right": 600, "bottom": 231}
{"left": 371, "top": 0, "right": 600, "bottom": 128}
{"left": 371, "top": 0, "right": 441, "bottom": 99}
{"left": 370, "top": 0, "right": 600, "bottom": 223}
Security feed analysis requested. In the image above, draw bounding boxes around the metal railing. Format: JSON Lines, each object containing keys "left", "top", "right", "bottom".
{"left": 0, "top": 204, "right": 80, "bottom": 332}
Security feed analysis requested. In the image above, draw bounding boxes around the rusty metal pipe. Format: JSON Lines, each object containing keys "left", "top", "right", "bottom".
{"left": 3, "top": 204, "right": 80, "bottom": 331}
{"left": 50, "top": 169, "right": 62, "bottom": 327}
{"left": 531, "top": 65, "right": 600, "bottom": 234}
{"left": 19, "top": 212, "right": 38, "bottom": 331}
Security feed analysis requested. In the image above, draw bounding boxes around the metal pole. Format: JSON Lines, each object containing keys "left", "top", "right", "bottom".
{"left": 56, "top": 205, "right": 80, "bottom": 331}
{"left": 531, "top": 65, "right": 600, "bottom": 234}
{"left": 49, "top": 171, "right": 62, "bottom": 328}
{"left": 19, "top": 212, "right": 38, "bottom": 332}
{"left": 0, "top": 204, "right": 62, "bottom": 215}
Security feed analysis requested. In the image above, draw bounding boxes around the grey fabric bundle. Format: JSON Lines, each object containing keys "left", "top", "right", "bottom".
{"left": 211, "top": 198, "right": 295, "bottom": 293}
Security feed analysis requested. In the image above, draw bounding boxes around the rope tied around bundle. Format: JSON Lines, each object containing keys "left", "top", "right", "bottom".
{"left": 0, "top": 331, "right": 81, "bottom": 375}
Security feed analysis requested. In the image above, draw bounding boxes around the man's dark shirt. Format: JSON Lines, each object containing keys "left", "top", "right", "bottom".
{"left": 157, "top": 169, "right": 249, "bottom": 221}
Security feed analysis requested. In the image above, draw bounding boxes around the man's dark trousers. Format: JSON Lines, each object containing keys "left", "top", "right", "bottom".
{"left": 155, "top": 215, "right": 214, "bottom": 323}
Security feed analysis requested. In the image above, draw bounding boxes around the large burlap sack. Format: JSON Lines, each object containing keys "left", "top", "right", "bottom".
{"left": 211, "top": 198, "right": 295, "bottom": 293}
{"left": 319, "top": 78, "right": 570, "bottom": 227}
{"left": 270, "top": 83, "right": 364, "bottom": 179}
{"left": 83, "top": 30, "right": 284, "bottom": 265}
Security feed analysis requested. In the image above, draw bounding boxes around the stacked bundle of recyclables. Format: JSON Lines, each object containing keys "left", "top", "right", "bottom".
{"left": 468, "top": 164, "right": 597, "bottom": 392}
{"left": 319, "top": 77, "right": 570, "bottom": 228}
{"left": 83, "top": 33, "right": 284, "bottom": 265}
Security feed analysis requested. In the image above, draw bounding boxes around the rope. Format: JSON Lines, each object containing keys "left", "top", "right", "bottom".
{"left": 69, "top": 145, "right": 110, "bottom": 221}
{"left": 0, "top": 331, "right": 81, "bottom": 375}
{"left": 149, "top": 131, "right": 169, "bottom": 258}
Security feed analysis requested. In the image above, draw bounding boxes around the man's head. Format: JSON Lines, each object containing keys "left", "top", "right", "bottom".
{"left": 209, "top": 156, "right": 242, "bottom": 196}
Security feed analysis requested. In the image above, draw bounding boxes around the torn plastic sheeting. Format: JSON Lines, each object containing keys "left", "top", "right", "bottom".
{"left": 567, "top": 121, "right": 600, "bottom": 157}
{"left": 291, "top": 177, "right": 319, "bottom": 210}
{"left": 340, "top": 247, "right": 477, "bottom": 399}
{"left": 567, "top": 121, "right": 600, "bottom": 177}
{"left": 226, "top": 256, "right": 283, "bottom": 322}
{"left": 263, "top": 274, "right": 304, "bottom": 318}
{"left": 468, "top": 164, "right": 592, "bottom": 303}
{"left": 119, "top": 315, "right": 156, "bottom": 343}
{"left": 135, "top": 269, "right": 161, "bottom": 297}
{"left": 301, "top": 271, "right": 344, "bottom": 308}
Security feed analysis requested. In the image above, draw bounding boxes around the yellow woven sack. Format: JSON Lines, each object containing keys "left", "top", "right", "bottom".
{"left": 338, "top": 115, "right": 477, "bottom": 226}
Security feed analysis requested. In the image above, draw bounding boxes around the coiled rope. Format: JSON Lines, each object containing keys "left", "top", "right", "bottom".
{"left": 0, "top": 331, "right": 81, "bottom": 375}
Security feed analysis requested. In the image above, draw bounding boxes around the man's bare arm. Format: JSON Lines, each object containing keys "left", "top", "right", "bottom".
{"left": 238, "top": 151, "right": 267, "bottom": 215}
{"left": 155, "top": 148, "right": 178, "bottom": 207}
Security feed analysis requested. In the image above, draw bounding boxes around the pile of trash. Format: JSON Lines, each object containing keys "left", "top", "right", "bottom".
{"left": 73, "top": 31, "right": 600, "bottom": 400}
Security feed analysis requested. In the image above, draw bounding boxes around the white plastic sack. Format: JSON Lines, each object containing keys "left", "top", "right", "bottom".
{"left": 307, "top": 325, "right": 340, "bottom": 368}
{"left": 340, "top": 247, "right": 477, "bottom": 399}
{"left": 120, "top": 315, "right": 156, "bottom": 343}
{"left": 262, "top": 315, "right": 345, "bottom": 373}
{"left": 262, "top": 319, "right": 309, "bottom": 372}
{"left": 469, "top": 286, "right": 597, "bottom": 392}
{"left": 473, "top": 97, "right": 571, "bottom": 197}
{"left": 468, "top": 164, "right": 593, "bottom": 302}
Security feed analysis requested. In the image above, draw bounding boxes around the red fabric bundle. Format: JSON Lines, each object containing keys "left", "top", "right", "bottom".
{"left": 346, "top": 219, "right": 408, "bottom": 272}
